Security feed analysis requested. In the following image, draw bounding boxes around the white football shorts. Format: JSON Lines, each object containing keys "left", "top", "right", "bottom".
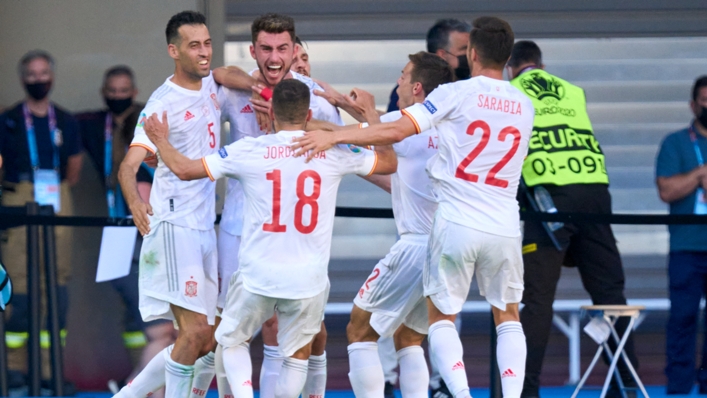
{"left": 354, "top": 234, "right": 429, "bottom": 336}
{"left": 424, "top": 214, "right": 524, "bottom": 314}
{"left": 138, "top": 221, "right": 218, "bottom": 325}
{"left": 217, "top": 228, "right": 241, "bottom": 309}
{"left": 216, "top": 271, "right": 329, "bottom": 357}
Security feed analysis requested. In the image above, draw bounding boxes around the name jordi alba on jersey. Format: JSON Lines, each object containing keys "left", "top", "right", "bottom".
{"left": 132, "top": 75, "right": 221, "bottom": 231}
{"left": 403, "top": 77, "right": 534, "bottom": 237}
{"left": 202, "top": 131, "right": 376, "bottom": 299}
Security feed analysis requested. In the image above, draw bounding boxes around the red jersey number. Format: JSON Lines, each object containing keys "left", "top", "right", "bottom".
{"left": 207, "top": 122, "right": 216, "bottom": 148}
{"left": 455, "top": 120, "right": 521, "bottom": 189}
{"left": 263, "top": 169, "right": 322, "bottom": 234}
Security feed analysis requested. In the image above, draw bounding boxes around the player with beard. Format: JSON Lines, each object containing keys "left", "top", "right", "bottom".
{"left": 115, "top": 11, "right": 222, "bottom": 398}
{"left": 211, "top": 14, "right": 342, "bottom": 398}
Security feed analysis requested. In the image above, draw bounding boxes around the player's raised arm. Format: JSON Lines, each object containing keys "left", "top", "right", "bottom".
{"left": 144, "top": 112, "right": 208, "bottom": 181}
{"left": 118, "top": 146, "right": 153, "bottom": 236}
{"left": 292, "top": 116, "right": 417, "bottom": 162}
{"left": 213, "top": 65, "right": 259, "bottom": 91}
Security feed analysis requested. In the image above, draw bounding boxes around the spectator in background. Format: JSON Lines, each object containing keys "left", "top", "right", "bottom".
{"left": 656, "top": 75, "right": 707, "bottom": 395}
{"left": 386, "top": 18, "right": 471, "bottom": 112}
{"left": 507, "top": 41, "right": 638, "bottom": 398}
{"left": 0, "top": 49, "right": 82, "bottom": 388}
{"left": 75, "top": 65, "right": 176, "bottom": 391}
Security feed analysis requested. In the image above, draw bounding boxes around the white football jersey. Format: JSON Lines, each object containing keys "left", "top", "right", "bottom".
{"left": 218, "top": 71, "right": 344, "bottom": 236}
{"left": 203, "top": 130, "right": 376, "bottom": 299}
{"left": 364, "top": 111, "right": 438, "bottom": 236}
{"left": 403, "top": 76, "right": 534, "bottom": 237}
{"left": 131, "top": 73, "right": 221, "bottom": 231}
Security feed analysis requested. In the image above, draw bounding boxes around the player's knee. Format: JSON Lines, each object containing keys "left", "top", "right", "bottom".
{"left": 492, "top": 303, "right": 520, "bottom": 326}
{"left": 393, "top": 326, "right": 425, "bottom": 350}
{"left": 311, "top": 324, "right": 327, "bottom": 355}
{"left": 263, "top": 315, "right": 278, "bottom": 329}
{"left": 346, "top": 320, "right": 378, "bottom": 344}
{"left": 179, "top": 322, "right": 213, "bottom": 353}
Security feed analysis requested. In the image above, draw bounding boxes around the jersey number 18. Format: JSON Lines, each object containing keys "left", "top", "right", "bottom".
{"left": 263, "top": 169, "right": 321, "bottom": 234}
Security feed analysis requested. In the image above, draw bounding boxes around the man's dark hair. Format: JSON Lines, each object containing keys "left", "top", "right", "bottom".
{"left": 18, "top": 50, "right": 55, "bottom": 78}
{"left": 272, "top": 79, "right": 310, "bottom": 124}
{"left": 408, "top": 52, "right": 454, "bottom": 96}
{"left": 251, "top": 13, "right": 296, "bottom": 43}
{"left": 426, "top": 19, "right": 471, "bottom": 53}
{"left": 103, "top": 65, "right": 136, "bottom": 89}
{"left": 692, "top": 76, "right": 707, "bottom": 102}
{"left": 469, "top": 16, "right": 514, "bottom": 69}
{"left": 165, "top": 11, "right": 207, "bottom": 45}
{"left": 507, "top": 40, "right": 542, "bottom": 68}
{"left": 295, "top": 36, "right": 304, "bottom": 47}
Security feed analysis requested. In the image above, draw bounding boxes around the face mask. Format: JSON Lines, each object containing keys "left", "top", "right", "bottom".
{"left": 455, "top": 54, "right": 471, "bottom": 80}
{"left": 105, "top": 97, "right": 133, "bottom": 115}
{"left": 25, "top": 81, "right": 52, "bottom": 101}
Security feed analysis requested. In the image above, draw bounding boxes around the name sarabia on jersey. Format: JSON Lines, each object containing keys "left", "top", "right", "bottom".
{"left": 264, "top": 144, "right": 326, "bottom": 160}
{"left": 478, "top": 94, "right": 523, "bottom": 115}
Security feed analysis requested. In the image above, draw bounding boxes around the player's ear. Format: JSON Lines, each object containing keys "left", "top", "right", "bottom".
{"left": 168, "top": 43, "right": 179, "bottom": 60}
{"left": 306, "top": 109, "right": 312, "bottom": 122}
{"left": 249, "top": 44, "right": 256, "bottom": 60}
{"left": 412, "top": 82, "right": 424, "bottom": 97}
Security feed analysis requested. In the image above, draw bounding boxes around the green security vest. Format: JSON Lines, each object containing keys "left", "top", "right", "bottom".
{"left": 511, "top": 69, "right": 609, "bottom": 186}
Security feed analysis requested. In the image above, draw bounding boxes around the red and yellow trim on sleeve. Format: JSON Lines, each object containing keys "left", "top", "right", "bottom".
{"left": 366, "top": 151, "right": 379, "bottom": 177}
{"left": 400, "top": 109, "right": 421, "bottom": 134}
{"left": 358, "top": 123, "right": 365, "bottom": 129}
{"left": 129, "top": 143, "right": 156, "bottom": 155}
{"left": 201, "top": 158, "right": 215, "bottom": 181}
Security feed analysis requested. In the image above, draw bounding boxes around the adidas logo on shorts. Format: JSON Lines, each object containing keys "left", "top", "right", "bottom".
{"left": 240, "top": 104, "right": 254, "bottom": 113}
{"left": 184, "top": 110, "right": 195, "bottom": 121}
{"left": 452, "top": 361, "right": 465, "bottom": 371}
{"left": 502, "top": 368, "right": 516, "bottom": 378}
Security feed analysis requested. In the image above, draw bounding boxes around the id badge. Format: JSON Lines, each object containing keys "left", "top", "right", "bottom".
{"left": 34, "top": 169, "right": 61, "bottom": 213}
{"left": 696, "top": 188, "right": 707, "bottom": 215}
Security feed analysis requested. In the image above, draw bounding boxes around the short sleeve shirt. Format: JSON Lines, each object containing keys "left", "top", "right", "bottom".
{"left": 202, "top": 130, "right": 376, "bottom": 299}
{"left": 130, "top": 73, "right": 221, "bottom": 231}
{"left": 218, "top": 71, "right": 344, "bottom": 236}
{"left": 656, "top": 125, "right": 707, "bottom": 252}
{"left": 402, "top": 77, "right": 535, "bottom": 237}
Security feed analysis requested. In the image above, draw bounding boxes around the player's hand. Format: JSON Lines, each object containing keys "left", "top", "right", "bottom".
{"left": 129, "top": 200, "right": 153, "bottom": 236}
{"left": 345, "top": 88, "right": 378, "bottom": 122}
{"left": 144, "top": 111, "right": 170, "bottom": 144}
{"left": 250, "top": 89, "right": 272, "bottom": 133}
{"left": 313, "top": 78, "right": 345, "bottom": 107}
{"left": 292, "top": 130, "right": 337, "bottom": 162}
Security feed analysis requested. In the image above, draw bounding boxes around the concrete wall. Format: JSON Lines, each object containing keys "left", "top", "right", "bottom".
{"left": 0, "top": 0, "right": 224, "bottom": 389}
{"left": 0, "top": 0, "right": 226, "bottom": 112}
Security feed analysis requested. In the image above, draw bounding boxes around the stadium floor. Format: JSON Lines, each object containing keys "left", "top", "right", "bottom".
{"left": 63, "top": 385, "right": 702, "bottom": 398}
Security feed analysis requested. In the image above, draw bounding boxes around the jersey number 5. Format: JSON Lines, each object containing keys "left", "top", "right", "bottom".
{"left": 455, "top": 120, "right": 521, "bottom": 188}
{"left": 207, "top": 122, "right": 216, "bottom": 148}
{"left": 263, "top": 169, "right": 321, "bottom": 234}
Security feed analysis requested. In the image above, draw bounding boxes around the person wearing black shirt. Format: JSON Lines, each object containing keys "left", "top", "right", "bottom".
{"left": 0, "top": 50, "right": 82, "bottom": 385}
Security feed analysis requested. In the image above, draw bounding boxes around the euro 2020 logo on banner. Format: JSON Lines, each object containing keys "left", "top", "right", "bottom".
{"left": 520, "top": 72, "right": 565, "bottom": 105}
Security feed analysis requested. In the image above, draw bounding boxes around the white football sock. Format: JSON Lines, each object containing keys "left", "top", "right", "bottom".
{"left": 189, "top": 351, "right": 215, "bottom": 398}
{"left": 303, "top": 352, "right": 327, "bottom": 398}
{"left": 223, "top": 342, "right": 253, "bottom": 398}
{"left": 428, "top": 320, "right": 470, "bottom": 398}
{"left": 215, "top": 345, "right": 234, "bottom": 398}
{"left": 274, "top": 357, "right": 309, "bottom": 398}
{"left": 377, "top": 336, "right": 399, "bottom": 385}
{"left": 165, "top": 355, "right": 195, "bottom": 398}
{"left": 348, "top": 342, "right": 385, "bottom": 398}
{"left": 397, "top": 346, "right": 429, "bottom": 398}
{"left": 260, "top": 344, "right": 285, "bottom": 398}
{"left": 116, "top": 345, "right": 172, "bottom": 398}
{"left": 496, "top": 321, "right": 526, "bottom": 398}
